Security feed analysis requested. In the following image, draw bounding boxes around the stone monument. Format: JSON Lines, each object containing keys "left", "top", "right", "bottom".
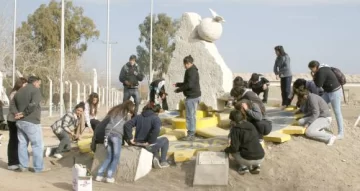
{"left": 165, "top": 9, "right": 233, "bottom": 111}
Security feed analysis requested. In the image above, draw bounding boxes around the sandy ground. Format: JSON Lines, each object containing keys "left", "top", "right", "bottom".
{"left": 1, "top": 89, "right": 360, "bottom": 191}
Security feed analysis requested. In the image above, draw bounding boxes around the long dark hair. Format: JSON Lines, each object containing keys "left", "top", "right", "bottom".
{"left": 274, "top": 45, "right": 286, "bottom": 56}
{"left": 87, "top": 92, "right": 99, "bottom": 116}
{"left": 11, "top": 77, "right": 28, "bottom": 93}
{"left": 74, "top": 102, "right": 85, "bottom": 111}
{"left": 107, "top": 100, "right": 135, "bottom": 118}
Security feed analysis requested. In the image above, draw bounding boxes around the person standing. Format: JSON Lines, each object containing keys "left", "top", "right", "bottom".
{"left": 10, "top": 76, "right": 44, "bottom": 173}
{"left": 7, "top": 77, "right": 27, "bottom": 170}
{"left": 308, "top": 60, "right": 345, "bottom": 139}
{"left": 273, "top": 45, "right": 292, "bottom": 108}
{"left": 248, "top": 73, "right": 270, "bottom": 103}
{"left": 174, "top": 55, "right": 201, "bottom": 141}
{"left": 119, "top": 55, "right": 144, "bottom": 114}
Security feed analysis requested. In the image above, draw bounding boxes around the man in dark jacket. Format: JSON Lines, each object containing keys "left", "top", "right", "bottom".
{"left": 248, "top": 73, "right": 270, "bottom": 103}
{"left": 225, "top": 110, "right": 265, "bottom": 175}
{"left": 10, "top": 76, "right": 44, "bottom": 173}
{"left": 174, "top": 55, "right": 201, "bottom": 141}
{"left": 124, "top": 104, "right": 170, "bottom": 169}
{"left": 308, "top": 60, "right": 344, "bottom": 140}
{"left": 119, "top": 55, "right": 144, "bottom": 114}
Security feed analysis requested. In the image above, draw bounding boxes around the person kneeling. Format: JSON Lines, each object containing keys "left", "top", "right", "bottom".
{"left": 224, "top": 109, "right": 265, "bottom": 175}
{"left": 124, "top": 104, "right": 170, "bottom": 169}
{"left": 95, "top": 100, "right": 135, "bottom": 183}
{"left": 296, "top": 88, "right": 336, "bottom": 145}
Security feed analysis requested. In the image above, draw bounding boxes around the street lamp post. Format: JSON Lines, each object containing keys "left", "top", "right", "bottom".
{"left": 12, "top": 0, "right": 17, "bottom": 87}
{"left": 149, "top": 0, "right": 154, "bottom": 84}
{"left": 60, "top": 0, "right": 65, "bottom": 117}
{"left": 106, "top": 0, "right": 110, "bottom": 111}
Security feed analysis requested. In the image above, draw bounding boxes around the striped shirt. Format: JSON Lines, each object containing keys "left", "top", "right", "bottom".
{"left": 51, "top": 112, "right": 79, "bottom": 135}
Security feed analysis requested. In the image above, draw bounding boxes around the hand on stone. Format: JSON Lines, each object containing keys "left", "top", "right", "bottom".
{"left": 262, "top": 84, "right": 267, "bottom": 90}
{"left": 304, "top": 124, "right": 309, "bottom": 129}
{"left": 130, "top": 139, "right": 135, "bottom": 145}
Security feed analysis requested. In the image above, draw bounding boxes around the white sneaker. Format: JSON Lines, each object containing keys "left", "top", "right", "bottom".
{"left": 45, "top": 147, "right": 52, "bottom": 157}
{"left": 95, "top": 176, "right": 104, "bottom": 182}
{"left": 336, "top": 134, "right": 344, "bottom": 140}
{"left": 327, "top": 136, "right": 336, "bottom": 146}
{"left": 152, "top": 157, "right": 161, "bottom": 169}
{"left": 8, "top": 165, "right": 19, "bottom": 170}
{"left": 105, "top": 178, "right": 115, "bottom": 183}
{"left": 53, "top": 153, "right": 63, "bottom": 159}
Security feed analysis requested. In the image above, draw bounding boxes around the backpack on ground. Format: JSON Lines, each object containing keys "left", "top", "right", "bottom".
{"left": 330, "top": 67, "right": 347, "bottom": 103}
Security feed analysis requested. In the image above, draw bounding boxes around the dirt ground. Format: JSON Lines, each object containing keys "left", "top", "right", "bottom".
{"left": 1, "top": 94, "right": 360, "bottom": 190}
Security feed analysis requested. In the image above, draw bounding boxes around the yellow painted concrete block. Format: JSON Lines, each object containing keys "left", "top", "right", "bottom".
{"left": 172, "top": 116, "right": 218, "bottom": 129}
{"left": 180, "top": 110, "right": 207, "bottom": 118}
{"left": 284, "top": 107, "right": 296, "bottom": 111}
{"left": 291, "top": 120, "right": 300, "bottom": 126}
{"left": 160, "top": 117, "right": 173, "bottom": 125}
{"left": 264, "top": 131, "right": 291, "bottom": 143}
{"left": 261, "top": 141, "right": 265, "bottom": 149}
{"left": 196, "top": 127, "right": 229, "bottom": 138}
{"left": 294, "top": 113, "right": 305, "bottom": 120}
{"left": 78, "top": 138, "right": 92, "bottom": 153}
{"left": 160, "top": 129, "right": 187, "bottom": 141}
{"left": 281, "top": 125, "right": 306, "bottom": 135}
{"left": 174, "top": 149, "right": 196, "bottom": 162}
{"left": 159, "top": 125, "right": 174, "bottom": 136}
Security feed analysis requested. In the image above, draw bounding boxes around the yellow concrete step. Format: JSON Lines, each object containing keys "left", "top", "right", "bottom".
{"left": 264, "top": 131, "right": 291, "bottom": 143}
{"left": 159, "top": 125, "right": 174, "bottom": 136}
{"left": 174, "top": 149, "right": 197, "bottom": 162}
{"left": 284, "top": 105, "right": 297, "bottom": 111}
{"left": 216, "top": 113, "right": 231, "bottom": 129}
{"left": 196, "top": 127, "right": 229, "bottom": 138}
{"left": 294, "top": 113, "right": 305, "bottom": 120}
{"left": 78, "top": 138, "right": 92, "bottom": 153}
{"left": 159, "top": 129, "right": 187, "bottom": 141}
{"left": 172, "top": 116, "right": 218, "bottom": 130}
{"left": 180, "top": 110, "right": 208, "bottom": 119}
{"left": 281, "top": 125, "right": 306, "bottom": 135}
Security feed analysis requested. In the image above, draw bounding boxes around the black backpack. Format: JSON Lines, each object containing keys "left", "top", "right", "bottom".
{"left": 330, "top": 67, "right": 347, "bottom": 103}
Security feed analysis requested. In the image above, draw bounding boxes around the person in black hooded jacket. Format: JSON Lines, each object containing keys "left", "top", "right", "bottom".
{"left": 225, "top": 109, "right": 265, "bottom": 175}
{"left": 124, "top": 104, "right": 170, "bottom": 169}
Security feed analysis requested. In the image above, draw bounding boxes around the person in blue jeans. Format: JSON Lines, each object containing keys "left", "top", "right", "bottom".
{"left": 10, "top": 76, "right": 43, "bottom": 173}
{"left": 308, "top": 60, "right": 345, "bottom": 139}
{"left": 95, "top": 100, "right": 135, "bottom": 183}
{"left": 124, "top": 104, "right": 170, "bottom": 169}
{"left": 174, "top": 55, "right": 201, "bottom": 141}
{"left": 273, "top": 45, "right": 292, "bottom": 108}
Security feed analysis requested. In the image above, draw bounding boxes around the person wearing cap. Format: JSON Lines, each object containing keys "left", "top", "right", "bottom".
{"left": 149, "top": 78, "right": 168, "bottom": 110}
{"left": 248, "top": 73, "right": 270, "bottom": 104}
{"left": 119, "top": 55, "right": 145, "bottom": 114}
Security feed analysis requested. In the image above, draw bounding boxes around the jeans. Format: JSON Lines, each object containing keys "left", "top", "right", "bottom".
{"left": 148, "top": 137, "right": 169, "bottom": 163}
{"left": 16, "top": 121, "right": 44, "bottom": 172}
{"left": 280, "top": 76, "right": 292, "bottom": 106}
{"left": 253, "top": 87, "right": 269, "bottom": 102}
{"left": 55, "top": 131, "right": 71, "bottom": 154}
{"left": 185, "top": 97, "right": 200, "bottom": 136}
{"left": 299, "top": 116, "right": 333, "bottom": 143}
{"left": 123, "top": 87, "right": 141, "bottom": 114}
{"left": 322, "top": 88, "right": 344, "bottom": 136}
{"left": 7, "top": 121, "right": 19, "bottom": 166}
{"left": 231, "top": 152, "right": 264, "bottom": 168}
{"left": 97, "top": 134, "right": 122, "bottom": 178}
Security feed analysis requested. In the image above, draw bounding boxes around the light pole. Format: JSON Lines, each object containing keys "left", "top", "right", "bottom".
{"left": 149, "top": 0, "right": 154, "bottom": 84}
{"left": 60, "top": 0, "right": 65, "bottom": 117}
{"left": 47, "top": 76, "right": 52, "bottom": 117}
{"left": 106, "top": 0, "right": 110, "bottom": 111}
{"left": 12, "top": 0, "right": 17, "bottom": 87}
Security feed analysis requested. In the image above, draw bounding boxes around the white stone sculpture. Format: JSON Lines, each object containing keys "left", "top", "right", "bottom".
{"left": 165, "top": 11, "right": 233, "bottom": 111}
{"left": 197, "top": 9, "right": 225, "bottom": 42}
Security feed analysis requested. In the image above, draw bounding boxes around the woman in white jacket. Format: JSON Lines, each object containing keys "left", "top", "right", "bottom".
{"left": 84, "top": 93, "right": 100, "bottom": 132}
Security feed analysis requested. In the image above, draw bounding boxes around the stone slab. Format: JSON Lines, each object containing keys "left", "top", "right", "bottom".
{"left": 160, "top": 129, "right": 187, "bottom": 141}
{"left": 193, "top": 151, "right": 229, "bottom": 186}
{"left": 77, "top": 138, "right": 92, "bottom": 153}
{"left": 91, "top": 145, "right": 153, "bottom": 182}
{"left": 264, "top": 131, "right": 291, "bottom": 143}
{"left": 159, "top": 125, "right": 174, "bottom": 136}
{"left": 180, "top": 110, "right": 208, "bottom": 118}
{"left": 174, "top": 149, "right": 197, "bottom": 163}
{"left": 196, "top": 127, "right": 229, "bottom": 138}
{"left": 171, "top": 116, "right": 218, "bottom": 129}
{"left": 281, "top": 125, "right": 306, "bottom": 135}
{"left": 294, "top": 113, "right": 305, "bottom": 120}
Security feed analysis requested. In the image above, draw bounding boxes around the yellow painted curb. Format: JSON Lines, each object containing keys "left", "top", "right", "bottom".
{"left": 180, "top": 110, "right": 208, "bottom": 119}
{"left": 78, "top": 138, "right": 92, "bottom": 153}
{"left": 196, "top": 127, "right": 229, "bottom": 138}
{"left": 171, "top": 116, "right": 218, "bottom": 129}
{"left": 159, "top": 125, "right": 174, "bottom": 136}
{"left": 160, "top": 129, "right": 187, "bottom": 141}
{"left": 294, "top": 113, "right": 305, "bottom": 120}
{"left": 264, "top": 131, "right": 291, "bottom": 143}
{"left": 174, "top": 149, "right": 196, "bottom": 162}
{"left": 281, "top": 125, "right": 306, "bottom": 135}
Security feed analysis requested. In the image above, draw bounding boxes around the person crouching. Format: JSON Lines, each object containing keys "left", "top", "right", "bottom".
{"left": 224, "top": 108, "right": 265, "bottom": 175}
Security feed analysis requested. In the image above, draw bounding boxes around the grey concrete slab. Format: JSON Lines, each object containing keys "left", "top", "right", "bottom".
{"left": 266, "top": 108, "right": 296, "bottom": 132}
{"left": 193, "top": 151, "right": 229, "bottom": 186}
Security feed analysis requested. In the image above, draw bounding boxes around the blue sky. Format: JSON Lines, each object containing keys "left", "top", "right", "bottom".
{"left": 1, "top": 0, "right": 360, "bottom": 84}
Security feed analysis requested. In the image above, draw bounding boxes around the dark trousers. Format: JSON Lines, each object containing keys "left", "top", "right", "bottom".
{"left": 55, "top": 131, "right": 71, "bottom": 154}
{"left": 280, "top": 76, "right": 292, "bottom": 106}
{"left": 252, "top": 87, "right": 269, "bottom": 102}
{"left": 252, "top": 120, "right": 272, "bottom": 139}
{"left": 7, "top": 121, "right": 19, "bottom": 166}
{"left": 123, "top": 87, "right": 141, "bottom": 114}
{"left": 148, "top": 137, "right": 169, "bottom": 163}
